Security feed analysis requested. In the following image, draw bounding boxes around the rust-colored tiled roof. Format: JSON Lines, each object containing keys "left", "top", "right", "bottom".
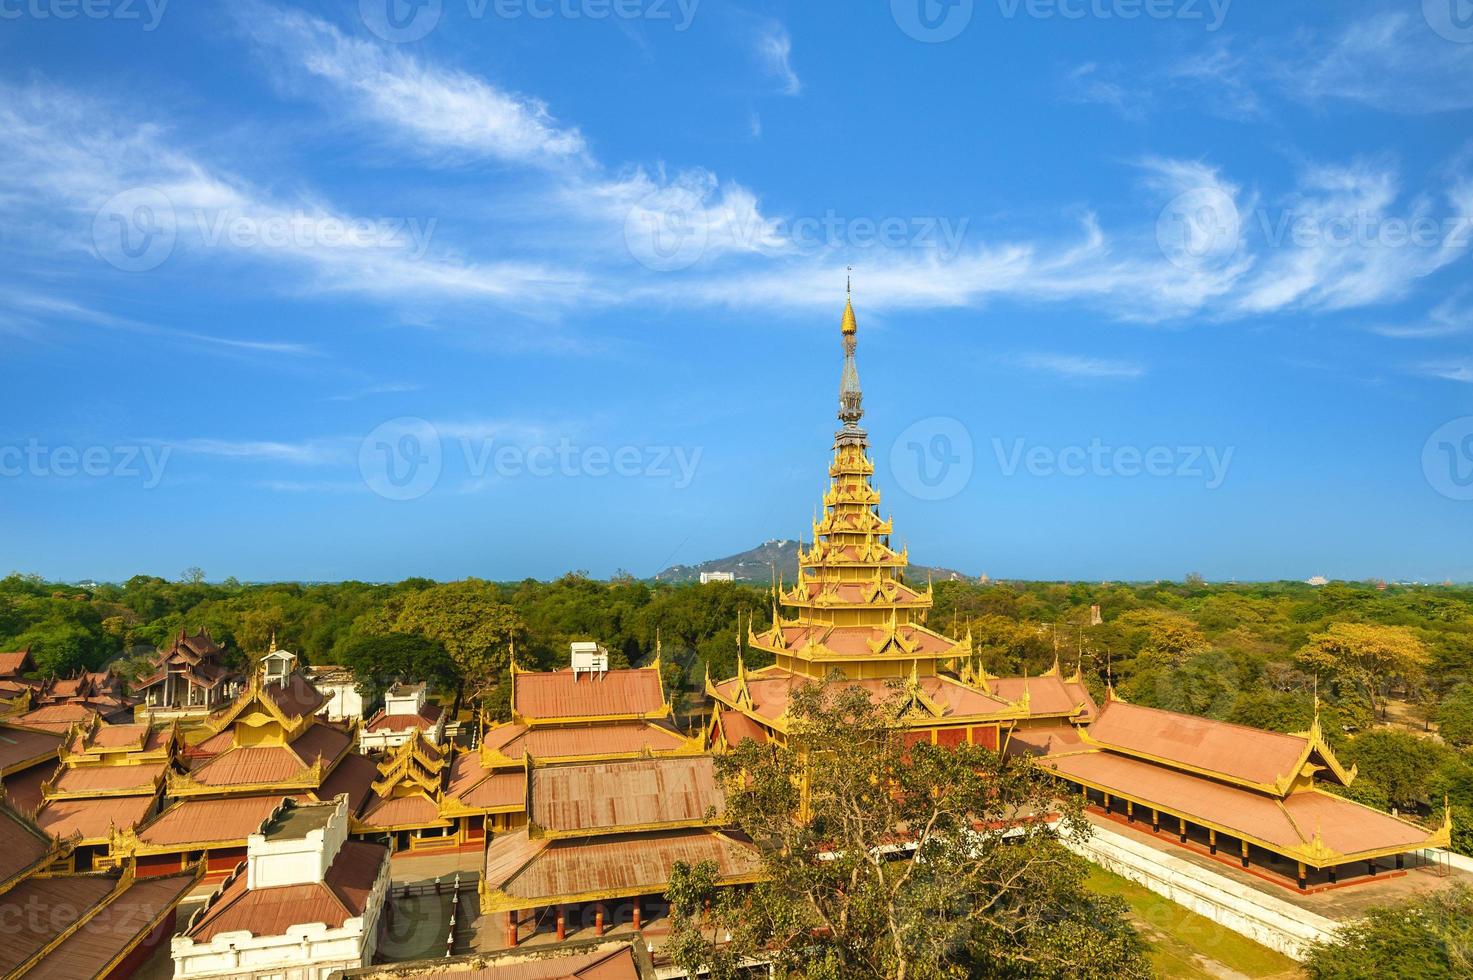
{"left": 137, "top": 795, "right": 296, "bottom": 847}
{"left": 0, "top": 651, "right": 33, "bottom": 677}
{"left": 36, "top": 795, "right": 155, "bottom": 842}
{"left": 14, "top": 702, "right": 128, "bottom": 733}
{"left": 1, "top": 759, "right": 58, "bottom": 813}
{"left": 716, "top": 709, "right": 770, "bottom": 746}
{"left": 186, "top": 840, "right": 386, "bottom": 941}
{"left": 51, "top": 760, "right": 166, "bottom": 794}
{"left": 189, "top": 745, "right": 309, "bottom": 787}
{"left": 0, "top": 802, "right": 55, "bottom": 888}
{"left": 713, "top": 667, "right": 1010, "bottom": 721}
{"left": 363, "top": 704, "right": 442, "bottom": 733}
{"left": 1085, "top": 700, "right": 1310, "bottom": 787}
{"left": 530, "top": 756, "right": 722, "bottom": 834}
{"left": 485, "top": 828, "right": 759, "bottom": 904}
{"left": 446, "top": 753, "right": 524, "bottom": 810}
{"left": 990, "top": 674, "right": 1095, "bottom": 718}
{"left": 264, "top": 673, "right": 328, "bottom": 718}
{"left": 21, "top": 871, "right": 197, "bottom": 980}
{"left": 1004, "top": 725, "right": 1084, "bottom": 759}
{"left": 318, "top": 752, "right": 380, "bottom": 815}
{"left": 291, "top": 723, "right": 352, "bottom": 765}
{"left": 360, "top": 793, "right": 443, "bottom": 829}
{"left": 1043, "top": 751, "right": 1432, "bottom": 859}
{"left": 482, "top": 720, "right": 688, "bottom": 760}
{"left": 514, "top": 669, "right": 664, "bottom": 721}
{"left": 0, "top": 875, "right": 117, "bottom": 973}
{"left": 0, "top": 722, "right": 63, "bottom": 772}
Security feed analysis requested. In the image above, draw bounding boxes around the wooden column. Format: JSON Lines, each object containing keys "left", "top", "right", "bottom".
{"left": 1126, "top": 801, "right": 1134, "bottom": 823}
{"left": 1396, "top": 854, "right": 1405, "bottom": 870}
{"left": 1150, "top": 809, "right": 1159, "bottom": 833}
{"left": 631, "top": 896, "right": 642, "bottom": 931}
{"left": 1297, "top": 862, "right": 1307, "bottom": 890}
{"left": 1240, "top": 839, "right": 1250, "bottom": 869}
{"left": 504, "top": 911, "right": 518, "bottom": 948}
{"left": 594, "top": 902, "right": 606, "bottom": 937}
{"left": 1178, "top": 817, "right": 1188, "bottom": 843}
{"left": 1328, "top": 866, "right": 1337, "bottom": 884}
{"left": 1368, "top": 860, "right": 1378, "bottom": 877}
{"left": 1208, "top": 829, "right": 1217, "bottom": 855}
{"left": 556, "top": 904, "right": 567, "bottom": 941}
{"left": 1103, "top": 792, "right": 1111, "bottom": 812}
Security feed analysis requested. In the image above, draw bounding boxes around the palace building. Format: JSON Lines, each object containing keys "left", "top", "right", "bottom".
{"left": 134, "top": 628, "right": 243, "bottom": 723}
{"left": 1012, "top": 692, "right": 1452, "bottom": 890}
{"left": 706, "top": 293, "right": 1033, "bottom": 750}
{"left": 0, "top": 794, "right": 198, "bottom": 978}
{"left": 110, "top": 656, "right": 361, "bottom": 880}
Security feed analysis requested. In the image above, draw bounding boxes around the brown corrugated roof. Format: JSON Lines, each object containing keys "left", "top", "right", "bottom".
{"left": 36, "top": 795, "right": 155, "bottom": 842}
{"left": 0, "top": 803, "right": 55, "bottom": 888}
{"left": 264, "top": 672, "right": 328, "bottom": 718}
{"left": 716, "top": 709, "right": 769, "bottom": 746}
{"left": 990, "top": 675, "right": 1091, "bottom": 717}
{"left": 486, "top": 828, "right": 759, "bottom": 903}
{"left": 487, "top": 721, "right": 688, "bottom": 761}
{"left": 0, "top": 722, "right": 64, "bottom": 771}
{"left": 1004, "top": 725, "right": 1083, "bottom": 759}
{"left": 531, "top": 756, "right": 723, "bottom": 834}
{"left": 138, "top": 794, "right": 294, "bottom": 847}
{"left": 713, "top": 667, "right": 1010, "bottom": 721}
{"left": 290, "top": 723, "right": 351, "bottom": 765}
{"left": 22, "top": 871, "right": 197, "bottom": 980}
{"left": 0, "top": 651, "right": 33, "bottom": 677}
{"left": 406, "top": 947, "right": 644, "bottom": 979}
{"left": 318, "top": 751, "right": 379, "bottom": 815}
{"left": 363, "top": 707, "right": 442, "bottom": 733}
{"left": 51, "top": 760, "right": 166, "bottom": 794}
{"left": 361, "top": 793, "right": 443, "bottom": 829}
{"left": 190, "top": 745, "right": 308, "bottom": 786}
{"left": 0, "top": 875, "right": 116, "bottom": 973}
{"left": 446, "top": 754, "right": 524, "bottom": 810}
{"left": 1044, "top": 751, "right": 1432, "bottom": 859}
{"left": 1086, "top": 700, "right": 1309, "bottom": 787}
{"left": 187, "top": 840, "right": 386, "bottom": 941}
{"left": 514, "top": 669, "right": 664, "bottom": 720}
{"left": 1, "top": 759, "right": 57, "bottom": 814}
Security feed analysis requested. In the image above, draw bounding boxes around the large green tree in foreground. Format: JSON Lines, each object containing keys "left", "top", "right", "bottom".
{"left": 1303, "top": 885, "right": 1473, "bottom": 979}
{"left": 666, "top": 681, "right": 1150, "bottom": 980}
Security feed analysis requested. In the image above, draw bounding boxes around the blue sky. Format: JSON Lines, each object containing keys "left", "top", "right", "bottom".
{"left": 2, "top": 0, "right": 1472, "bottom": 584}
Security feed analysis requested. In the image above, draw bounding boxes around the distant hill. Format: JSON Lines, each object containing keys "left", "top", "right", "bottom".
{"left": 654, "top": 539, "right": 974, "bottom": 584}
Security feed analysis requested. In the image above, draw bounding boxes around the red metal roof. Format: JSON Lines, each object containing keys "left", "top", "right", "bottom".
{"left": 318, "top": 751, "right": 380, "bottom": 815}
{"left": 1086, "top": 700, "right": 1311, "bottom": 787}
{"left": 514, "top": 668, "right": 664, "bottom": 720}
{"left": 0, "top": 651, "right": 33, "bottom": 677}
{"left": 190, "top": 745, "right": 309, "bottom": 786}
{"left": 51, "top": 760, "right": 166, "bottom": 794}
{"left": 36, "top": 795, "right": 155, "bottom": 842}
{"left": 0, "top": 875, "right": 116, "bottom": 974}
{"left": 0, "top": 804, "right": 54, "bottom": 888}
{"left": 446, "top": 753, "right": 524, "bottom": 810}
{"left": 0, "top": 722, "right": 63, "bottom": 771}
{"left": 22, "top": 871, "right": 197, "bottom": 980}
{"left": 360, "top": 793, "right": 443, "bottom": 829}
{"left": 433, "top": 947, "right": 645, "bottom": 979}
{"left": 186, "top": 840, "right": 386, "bottom": 941}
{"left": 138, "top": 794, "right": 295, "bottom": 847}
{"left": 531, "top": 756, "right": 723, "bottom": 834}
{"left": 483, "top": 720, "right": 688, "bottom": 760}
{"left": 485, "top": 828, "right": 759, "bottom": 903}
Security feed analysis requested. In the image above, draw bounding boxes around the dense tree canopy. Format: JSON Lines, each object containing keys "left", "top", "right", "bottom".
{"left": 1303, "top": 885, "right": 1473, "bottom": 979}
{"left": 665, "top": 680, "right": 1151, "bottom": 980}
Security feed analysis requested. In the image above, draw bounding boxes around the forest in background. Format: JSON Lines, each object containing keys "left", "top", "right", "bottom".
{"left": 4, "top": 569, "right": 1471, "bottom": 852}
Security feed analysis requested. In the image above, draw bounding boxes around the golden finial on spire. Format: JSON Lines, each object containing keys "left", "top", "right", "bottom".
{"left": 841, "top": 269, "right": 857, "bottom": 337}
{"left": 268, "top": 631, "right": 277, "bottom": 655}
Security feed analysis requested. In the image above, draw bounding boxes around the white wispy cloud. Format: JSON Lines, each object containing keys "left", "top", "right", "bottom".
{"left": 237, "top": 6, "right": 587, "bottom": 168}
{"left": 1369, "top": 292, "right": 1473, "bottom": 339}
{"left": 1415, "top": 360, "right": 1473, "bottom": 383}
{"left": 166, "top": 438, "right": 349, "bottom": 465}
{"left": 1014, "top": 353, "right": 1146, "bottom": 380}
{"left": 754, "top": 22, "right": 801, "bottom": 96}
{"left": 323, "top": 382, "right": 422, "bottom": 402}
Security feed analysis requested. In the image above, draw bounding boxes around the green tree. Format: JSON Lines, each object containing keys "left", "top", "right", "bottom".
{"left": 1303, "top": 885, "right": 1473, "bottom": 979}
{"left": 366, "top": 580, "right": 525, "bottom": 705}
{"left": 666, "top": 679, "right": 1150, "bottom": 980}
{"left": 1340, "top": 729, "right": 1451, "bottom": 811}
{"left": 1434, "top": 684, "right": 1473, "bottom": 748}
{"left": 338, "top": 633, "right": 456, "bottom": 703}
{"left": 1297, "top": 623, "right": 1430, "bottom": 721}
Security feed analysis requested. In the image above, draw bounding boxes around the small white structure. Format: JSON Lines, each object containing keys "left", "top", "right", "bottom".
{"left": 306, "top": 665, "right": 365, "bottom": 723}
{"left": 172, "top": 795, "right": 390, "bottom": 980}
{"left": 1306, "top": 575, "right": 1330, "bottom": 587}
{"left": 570, "top": 640, "right": 610, "bottom": 679}
{"left": 359, "top": 681, "right": 446, "bottom": 753}
{"left": 700, "top": 571, "right": 735, "bottom": 584}
{"left": 260, "top": 644, "right": 296, "bottom": 686}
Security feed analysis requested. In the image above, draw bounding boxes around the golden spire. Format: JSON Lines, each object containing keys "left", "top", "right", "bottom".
{"left": 841, "top": 266, "right": 857, "bottom": 336}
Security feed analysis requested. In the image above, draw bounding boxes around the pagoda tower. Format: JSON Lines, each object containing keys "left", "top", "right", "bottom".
{"left": 707, "top": 291, "right": 1027, "bottom": 750}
